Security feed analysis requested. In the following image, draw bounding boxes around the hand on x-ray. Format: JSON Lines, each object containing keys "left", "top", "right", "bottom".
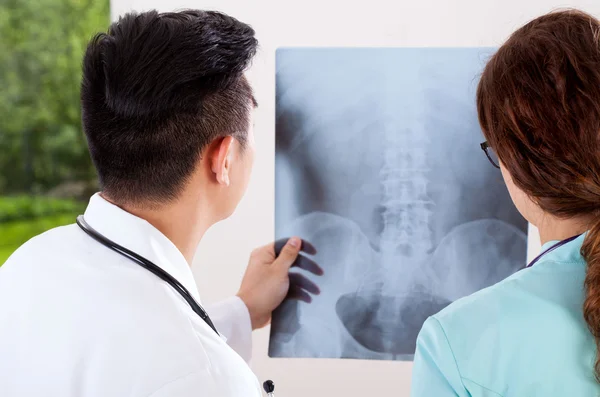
{"left": 274, "top": 237, "right": 323, "bottom": 302}
{"left": 236, "top": 237, "right": 323, "bottom": 330}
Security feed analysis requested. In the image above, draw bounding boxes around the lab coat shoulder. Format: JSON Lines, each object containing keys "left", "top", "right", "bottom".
{"left": 206, "top": 296, "right": 253, "bottom": 362}
{"left": 1, "top": 223, "right": 70, "bottom": 264}
{"left": 0, "top": 225, "right": 75, "bottom": 287}
{"left": 146, "top": 370, "right": 219, "bottom": 397}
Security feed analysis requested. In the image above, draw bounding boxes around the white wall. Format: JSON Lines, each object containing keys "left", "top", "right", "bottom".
{"left": 109, "top": 1, "right": 597, "bottom": 395}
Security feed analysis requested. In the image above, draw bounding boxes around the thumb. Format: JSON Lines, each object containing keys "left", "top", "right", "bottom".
{"left": 274, "top": 237, "right": 301, "bottom": 269}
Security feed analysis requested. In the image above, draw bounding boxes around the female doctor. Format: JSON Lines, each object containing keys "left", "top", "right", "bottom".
{"left": 0, "top": 9, "right": 321, "bottom": 397}
{"left": 411, "top": 9, "right": 600, "bottom": 396}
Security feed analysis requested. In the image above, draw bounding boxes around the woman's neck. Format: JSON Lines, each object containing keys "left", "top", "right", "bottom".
{"left": 537, "top": 214, "right": 592, "bottom": 245}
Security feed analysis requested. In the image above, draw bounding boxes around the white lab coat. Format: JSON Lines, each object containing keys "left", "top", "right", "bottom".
{"left": 0, "top": 194, "right": 261, "bottom": 397}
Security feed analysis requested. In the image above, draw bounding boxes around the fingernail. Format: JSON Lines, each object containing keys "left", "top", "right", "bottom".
{"left": 289, "top": 237, "right": 300, "bottom": 248}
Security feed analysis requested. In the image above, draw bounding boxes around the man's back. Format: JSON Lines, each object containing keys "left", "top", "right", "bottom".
{"left": 0, "top": 204, "right": 260, "bottom": 397}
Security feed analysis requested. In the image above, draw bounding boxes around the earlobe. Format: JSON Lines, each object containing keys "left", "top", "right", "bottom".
{"left": 222, "top": 167, "right": 230, "bottom": 187}
{"left": 223, "top": 156, "right": 231, "bottom": 186}
{"left": 211, "top": 136, "right": 234, "bottom": 187}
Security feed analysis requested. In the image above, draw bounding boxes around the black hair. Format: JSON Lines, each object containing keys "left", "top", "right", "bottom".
{"left": 81, "top": 9, "right": 258, "bottom": 205}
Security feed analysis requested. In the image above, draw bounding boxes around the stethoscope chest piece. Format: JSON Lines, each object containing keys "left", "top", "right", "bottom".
{"left": 263, "top": 380, "right": 275, "bottom": 396}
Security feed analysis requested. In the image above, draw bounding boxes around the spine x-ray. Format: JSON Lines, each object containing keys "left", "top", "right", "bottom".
{"left": 269, "top": 48, "right": 527, "bottom": 361}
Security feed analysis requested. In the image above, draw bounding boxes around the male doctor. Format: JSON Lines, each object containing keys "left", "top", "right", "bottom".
{"left": 0, "top": 9, "right": 321, "bottom": 397}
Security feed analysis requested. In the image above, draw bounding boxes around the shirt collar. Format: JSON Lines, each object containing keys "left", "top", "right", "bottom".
{"left": 538, "top": 232, "right": 587, "bottom": 265}
{"left": 82, "top": 193, "right": 201, "bottom": 303}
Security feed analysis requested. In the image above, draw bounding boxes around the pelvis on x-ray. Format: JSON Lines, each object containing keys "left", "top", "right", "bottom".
{"left": 269, "top": 48, "right": 528, "bottom": 361}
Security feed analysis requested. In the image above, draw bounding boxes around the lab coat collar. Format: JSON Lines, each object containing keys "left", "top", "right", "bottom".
{"left": 83, "top": 193, "right": 202, "bottom": 303}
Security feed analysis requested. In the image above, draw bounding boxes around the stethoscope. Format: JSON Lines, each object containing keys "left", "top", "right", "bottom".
{"left": 76, "top": 215, "right": 278, "bottom": 396}
{"left": 525, "top": 233, "right": 581, "bottom": 268}
{"left": 76, "top": 215, "right": 220, "bottom": 335}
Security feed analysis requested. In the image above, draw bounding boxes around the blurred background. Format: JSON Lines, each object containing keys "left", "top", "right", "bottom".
{"left": 0, "top": 0, "right": 109, "bottom": 264}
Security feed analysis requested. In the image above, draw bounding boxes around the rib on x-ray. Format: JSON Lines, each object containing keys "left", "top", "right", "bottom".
{"left": 269, "top": 48, "right": 528, "bottom": 361}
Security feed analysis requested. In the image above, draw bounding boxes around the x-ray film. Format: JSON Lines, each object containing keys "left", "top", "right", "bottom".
{"left": 269, "top": 48, "right": 527, "bottom": 361}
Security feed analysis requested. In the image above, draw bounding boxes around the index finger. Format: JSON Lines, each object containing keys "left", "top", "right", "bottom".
{"left": 274, "top": 238, "right": 317, "bottom": 256}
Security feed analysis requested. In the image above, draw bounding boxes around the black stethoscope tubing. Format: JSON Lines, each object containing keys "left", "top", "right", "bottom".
{"left": 76, "top": 215, "right": 219, "bottom": 336}
{"left": 525, "top": 233, "right": 581, "bottom": 268}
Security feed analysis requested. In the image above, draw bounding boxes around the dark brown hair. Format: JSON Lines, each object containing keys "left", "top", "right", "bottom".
{"left": 477, "top": 9, "right": 600, "bottom": 379}
{"left": 81, "top": 10, "right": 258, "bottom": 206}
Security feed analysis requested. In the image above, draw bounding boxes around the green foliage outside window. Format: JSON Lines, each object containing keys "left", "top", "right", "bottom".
{"left": 0, "top": 0, "right": 109, "bottom": 264}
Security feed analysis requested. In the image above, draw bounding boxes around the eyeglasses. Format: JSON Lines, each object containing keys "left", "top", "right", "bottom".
{"left": 480, "top": 141, "right": 500, "bottom": 169}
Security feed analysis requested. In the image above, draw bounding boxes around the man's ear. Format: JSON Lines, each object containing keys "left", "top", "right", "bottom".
{"left": 210, "top": 136, "right": 235, "bottom": 186}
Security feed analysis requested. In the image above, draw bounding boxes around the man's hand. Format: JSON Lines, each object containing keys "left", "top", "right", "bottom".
{"left": 236, "top": 237, "right": 323, "bottom": 330}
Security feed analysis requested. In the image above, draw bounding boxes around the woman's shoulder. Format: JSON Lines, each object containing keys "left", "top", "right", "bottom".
{"left": 434, "top": 269, "right": 529, "bottom": 328}
{"left": 434, "top": 256, "right": 586, "bottom": 333}
{"left": 413, "top": 258, "right": 592, "bottom": 396}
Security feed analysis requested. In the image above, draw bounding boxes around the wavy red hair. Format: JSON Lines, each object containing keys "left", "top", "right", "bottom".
{"left": 477, "top": 9, "right": 600, "bottom": 380}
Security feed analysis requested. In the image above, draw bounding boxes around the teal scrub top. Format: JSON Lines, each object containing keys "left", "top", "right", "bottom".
{"left": 411, "top": 233, "right": 600, "bottom": 396}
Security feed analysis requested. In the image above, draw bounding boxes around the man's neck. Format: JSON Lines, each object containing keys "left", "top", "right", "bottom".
{"left": 101, "top": 192, "right": 212, "bottom": 265}
{"left": 537, "top": 214, "right": 592, "bottom": 246}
